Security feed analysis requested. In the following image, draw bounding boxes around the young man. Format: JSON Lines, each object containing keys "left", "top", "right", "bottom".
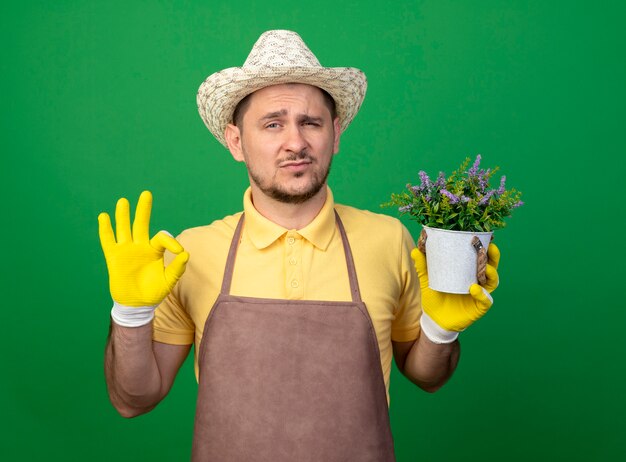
{"left": 99, "top": 30, "right": 500, "bottom": 461}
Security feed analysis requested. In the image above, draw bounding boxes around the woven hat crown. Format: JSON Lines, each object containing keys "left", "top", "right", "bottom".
{"left": 197, "top": 30, "right": 367, "bottom": 148}
{"left": 242, "top": 30, "right": 322, "bottom": 68}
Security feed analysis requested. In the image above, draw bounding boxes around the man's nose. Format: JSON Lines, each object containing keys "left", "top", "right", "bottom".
{"left": 282, "top": 125, "right": 308, "bottom": 153}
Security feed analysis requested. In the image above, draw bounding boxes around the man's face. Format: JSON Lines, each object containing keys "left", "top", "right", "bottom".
{"left": 225, "top": 83, "right": 341, "bottom": 204}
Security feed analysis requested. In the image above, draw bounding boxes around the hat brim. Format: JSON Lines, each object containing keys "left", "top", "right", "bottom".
{"left": 197, "top": 66, "right": 367, "bottom": 148}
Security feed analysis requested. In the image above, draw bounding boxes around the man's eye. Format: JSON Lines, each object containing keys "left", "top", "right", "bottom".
{"left": 266, "top": 122, "right": 280, "bottom": 129}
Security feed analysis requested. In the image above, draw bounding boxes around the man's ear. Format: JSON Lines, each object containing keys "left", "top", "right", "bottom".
{"left": 332, "top": 117, "right": 341, "bottom": 154}
{"left": 225, "top": 123, "right": 245, "bottom": 162}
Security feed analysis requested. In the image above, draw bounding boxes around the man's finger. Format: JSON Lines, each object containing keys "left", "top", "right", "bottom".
{"left": 98, "top": 212, "right": 115, "bottom": 252}
{"left": 133, "top": 191, "right": 153, "bottom": 243}
{"left": 115, "top": 197, "right": 132, "bottom": 244}
{"left": 164, "top": 251, "right": 190, "bottom": 287}
{"left": 469, "top": 284, "right": 493, "bottom": 312}
{"left": 487, "top": 243, "right": 500, "bottom": 270}
{"left": 483, "top": 263, "right": 499, "bottom": 293}
{"left": 150, "top": 231, "right": 184, "bottom": 255}
{"left": 410, "top": 248, "right": 430, "bottom": 289}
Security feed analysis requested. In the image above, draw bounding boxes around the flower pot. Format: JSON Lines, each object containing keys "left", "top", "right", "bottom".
{"left": 423, "top": 226, "right": 493, "bottom": 294}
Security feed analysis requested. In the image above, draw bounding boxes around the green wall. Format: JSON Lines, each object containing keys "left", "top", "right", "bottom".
{"left": 2, "top": 1, "right": 624, "bottom": 460}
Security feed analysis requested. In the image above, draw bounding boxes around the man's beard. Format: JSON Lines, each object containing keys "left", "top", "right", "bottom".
{"left": 247, "top": 150, "right": 332, "bottom": 204}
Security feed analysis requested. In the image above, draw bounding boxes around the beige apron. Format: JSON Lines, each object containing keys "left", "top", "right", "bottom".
{"left": 191, "top": 211, "right": 395, "bottom": 461}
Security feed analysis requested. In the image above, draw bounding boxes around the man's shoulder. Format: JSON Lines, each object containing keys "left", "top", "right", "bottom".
{"left": 176, "top": 212, "right": 243, "bottom": 245}
{"left": 334, "top": 204, "right": 416, "bottom": 267}
{"left": 335, "top": 203, "right": 403, "bottom": 230}
{"left": 335, "top": 203, "right": 411, "bottom": 243}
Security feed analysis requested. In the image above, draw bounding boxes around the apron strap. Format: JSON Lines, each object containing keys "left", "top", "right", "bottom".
{"left": 220, "top": 210, "right": 363, "bottom": 303}
{"left": 334, "top": 211, "right": 362, "bottom": 303}
{"left": 220, "top": 213, "right": 246, "bottom": 295}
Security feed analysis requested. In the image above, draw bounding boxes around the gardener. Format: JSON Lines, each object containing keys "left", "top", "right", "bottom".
{"left": 99, "top": 30, "right": 500, "bottom": 461}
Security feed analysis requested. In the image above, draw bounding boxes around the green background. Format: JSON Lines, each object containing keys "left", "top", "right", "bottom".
{"left": 2, "top": 1, "right": 624, "bottom": 460}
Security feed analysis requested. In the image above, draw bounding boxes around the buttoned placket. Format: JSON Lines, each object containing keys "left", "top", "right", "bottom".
{"left": 285, "top": 231, "right": 303, "bottom": 299}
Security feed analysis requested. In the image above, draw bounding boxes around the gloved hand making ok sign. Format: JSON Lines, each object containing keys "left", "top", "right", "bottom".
{"left": 98, "top": 191, "right": 189, "bottom": 327}
{"left": 411, "top": 243, "right": 500, "bottom": 343}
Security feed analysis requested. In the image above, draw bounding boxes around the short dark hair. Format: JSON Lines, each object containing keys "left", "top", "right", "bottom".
{"left": 232, "top": 86, "right": 337, "bottom": 129}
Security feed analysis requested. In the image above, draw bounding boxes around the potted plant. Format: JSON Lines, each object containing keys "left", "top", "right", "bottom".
{"left": 384, "top": 155, "right": 523, "bottom": 293}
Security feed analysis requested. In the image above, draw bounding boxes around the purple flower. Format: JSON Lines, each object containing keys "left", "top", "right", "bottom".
{"left": 479, "top": 190, "right": 495, "bottom": 205}
{"left": 434, "top": 172, "right": 446, "bottom": 188}
{"left": 497, "top": 175, "right": 506, "bottom": 195}
{"left": 468, "top": 155, "right": 482, "bottom": 177}
{"left": 418, "top": 171, "right": 431, "bottom": 188}
{"left": 441, "top": 189, "right": 460, "bottom": 204}
{"left": 409, "top": 184, "right": 422, "bottom": 196}
{"left": 478, "top": 168, "right": 491, "bottom": 191}
{"left": 424, "top": 195, "right": 432, "bottom": 202}
{"left": 461, "top": 195, "right": 471, "bottom": 203}
{"left": 512, "top": 200, "right": 524, "bottom": 209}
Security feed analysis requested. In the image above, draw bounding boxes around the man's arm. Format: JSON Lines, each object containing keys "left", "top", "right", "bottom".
{"left": 392, "top": 335, "right": 460, "bottom": 393}
{"left": 393, "top": 242, "right": 500, "bottom": 392}
{"left": 105, "top": 322, "right": 191, "bottom": 417}
{"left": 99, "top": 191, "right": 190, "bottom": 417}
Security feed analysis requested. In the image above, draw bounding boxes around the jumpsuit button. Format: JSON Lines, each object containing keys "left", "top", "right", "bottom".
{"left": 289, "top": 257, "right": 297, "bottom": 265}
{"left": 291, "top": 280, "right": 299, "bottom": 288}
{"left": 287, "top": 237, "right": 295, "bottom": 245}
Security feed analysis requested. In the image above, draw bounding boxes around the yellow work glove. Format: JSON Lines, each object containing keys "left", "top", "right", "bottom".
{"left": 411, "top": 244, "right": 500, "bottom": 343}
{"left": 98, "top": 191, "right": 189, "bottom": 327}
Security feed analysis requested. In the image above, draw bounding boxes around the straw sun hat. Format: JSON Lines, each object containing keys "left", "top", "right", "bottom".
{"left": 197, "top": 30, "right": 367, "bottom": 148}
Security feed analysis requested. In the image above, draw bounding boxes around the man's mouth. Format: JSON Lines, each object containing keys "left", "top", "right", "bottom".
{"left": 279, "top": 159, "right": 313, "bottom": 174}
{"left": 280, "top": 159, "right": 312, "bottom": 167}
{"left": 278, "top": 153, "right": 314, "bottom": 170}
